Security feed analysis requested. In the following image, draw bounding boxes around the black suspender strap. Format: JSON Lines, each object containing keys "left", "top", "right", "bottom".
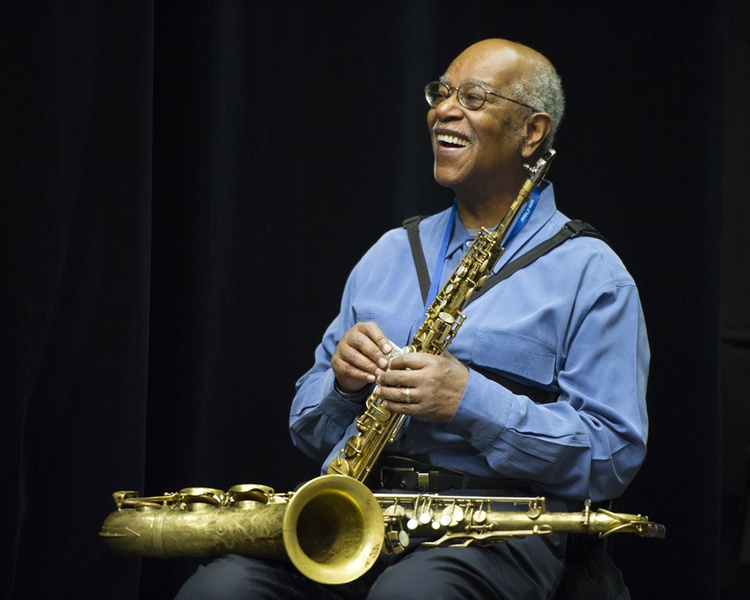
{"left": 402, "top": 217, "right": 608, "bottom": 305}
{"left": 403, "top": 215, "right": 431, "bottom": 304}
{"left": 467, "top": 219, "right": 608, "bottom": 306}
{"left": 401, "top": 217, "right": 608, "bottom": 404}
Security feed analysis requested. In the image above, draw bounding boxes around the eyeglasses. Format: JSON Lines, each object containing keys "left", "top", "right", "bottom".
{"left": 424, "top": 81, "right": 541, "bottom": 112}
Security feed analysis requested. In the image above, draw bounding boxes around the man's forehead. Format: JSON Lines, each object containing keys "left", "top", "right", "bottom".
{"left": 438, "top": 75, "right": 495, "bottom": 87}
{"left": 441, "top": 59, "right": 520, "bottom": 89}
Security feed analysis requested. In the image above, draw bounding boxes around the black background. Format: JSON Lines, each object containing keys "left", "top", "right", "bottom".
{"left": 2, "top": 1, "right": 749, "bottom": 598}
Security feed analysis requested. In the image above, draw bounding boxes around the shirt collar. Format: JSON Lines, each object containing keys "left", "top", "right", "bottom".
{"left": 446, "top": 181, "right": 557, "bottom": 262}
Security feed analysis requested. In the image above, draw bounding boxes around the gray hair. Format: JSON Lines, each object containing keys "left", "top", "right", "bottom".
{"left": 511, "top": 59, "right": 565, "bottom": 151}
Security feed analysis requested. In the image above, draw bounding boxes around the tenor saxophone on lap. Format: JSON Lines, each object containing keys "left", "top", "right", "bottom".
{"left": 100, "top": 149, "right": 664, "bottom": 586}
{"left": 100, "top": 475, "right": 665, "bottom": 584}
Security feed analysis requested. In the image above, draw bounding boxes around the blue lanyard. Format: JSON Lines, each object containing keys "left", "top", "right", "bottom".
{"left": 503, "top": 186, "right": 541, "bottom": 245}
{"left": 423, "top": 187, "right": 541, "bottom": 311}
{"left": 424, "top": 200, "right": 457, "bottom": 311}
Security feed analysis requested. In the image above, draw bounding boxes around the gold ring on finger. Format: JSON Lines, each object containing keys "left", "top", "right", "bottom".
{"left": 403, "top": 387, "right": 412, "bottom": 404}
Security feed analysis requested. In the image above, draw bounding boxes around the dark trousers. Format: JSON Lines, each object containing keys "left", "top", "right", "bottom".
{"left": 174, "top": 531, "right": 566, "bottom": 600}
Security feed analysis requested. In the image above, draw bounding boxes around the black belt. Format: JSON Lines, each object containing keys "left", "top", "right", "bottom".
{"left": 375, "top": 466, "right": 531, "bottom": 493}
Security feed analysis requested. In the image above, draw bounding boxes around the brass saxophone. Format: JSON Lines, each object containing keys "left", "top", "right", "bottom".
{"left": 328, "top": 150, "right": 557, "bottom": 480}
{"left": 101, "top": 149, "right": 665, "bottom": 585}
{"left": 100, "top": 475, "right": 665, "bottom": 585}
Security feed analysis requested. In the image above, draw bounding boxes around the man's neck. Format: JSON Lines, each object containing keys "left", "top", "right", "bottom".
{"left": 456, "top": 196, "right": 515, "bottom": 230}
{"left": 453, "top": 172, "right": 528, "bottom": 229}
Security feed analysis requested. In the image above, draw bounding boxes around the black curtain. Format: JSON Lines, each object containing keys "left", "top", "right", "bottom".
{"left": 2, "top": 1, "right": 742, "bottom": 599}
{"left": 2, "top": 3, "right": 154, "bottom": 599}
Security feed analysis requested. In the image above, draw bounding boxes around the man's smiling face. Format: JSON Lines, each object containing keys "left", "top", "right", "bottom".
{"left": 427, "top": 42, "right": 531, "bottom": 202}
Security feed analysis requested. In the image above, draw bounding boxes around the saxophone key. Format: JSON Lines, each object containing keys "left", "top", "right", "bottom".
{"left": 440, "top": 503, "right": 464, "bottom": 527}
{"left": 383, "top": 502, "right": 405, "bottom": 517}
{"left": 399, "top": 529, "right": 410, "bottom": 548}
{"left": 383, "top": 527, "right": 411, "bottom": 555}
{"left": 178, "top": 487, "right": 225, "bottom": 510}
{"left": 417, "top": 498, "right": 434, "bottom": 525}
{"left": 472, "top": 502, "right": 488, "bottom": 524}
{"left": 384, "top": 530, "right": 403, "bottom": 554}
{"left": 371, "top": 404, "right": 392, "bottom": 422}
{"left": 344, "top": 435, "right": 365, "bottom": 456}
{"left": 227, "top": 484, "right": 274, "bottom": 507}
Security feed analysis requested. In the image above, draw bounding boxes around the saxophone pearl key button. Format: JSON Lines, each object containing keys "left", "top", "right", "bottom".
{"left": 399, "top": 530, "right": 410, "bottom": 548}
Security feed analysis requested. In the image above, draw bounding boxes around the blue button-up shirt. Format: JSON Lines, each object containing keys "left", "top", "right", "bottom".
{"left": 290, "top": 182, "right": 649, "bottom": 502}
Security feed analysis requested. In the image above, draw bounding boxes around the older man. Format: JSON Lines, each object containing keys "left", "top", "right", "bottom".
{"left": 177, "top": 38, "right": 649, "bottom": 600}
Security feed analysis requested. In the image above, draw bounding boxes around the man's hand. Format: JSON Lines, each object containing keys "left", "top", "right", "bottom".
{"left": 374, "top": 352, "right": 469, "bottom": 423}
{"left": 332, "top": 322, "right": 393, "bottom": 394}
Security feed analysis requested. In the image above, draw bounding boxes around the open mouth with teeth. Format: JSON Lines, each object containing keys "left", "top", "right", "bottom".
{"left": 436, "top": 133, "right": 470, "bottom": 148}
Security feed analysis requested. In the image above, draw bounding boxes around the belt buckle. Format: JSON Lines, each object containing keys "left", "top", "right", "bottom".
{"left": 379, "top": 466, "right": 419, "bottom": 490}
{"left": 417, "top": 471, "right": 430, "bottom": 492}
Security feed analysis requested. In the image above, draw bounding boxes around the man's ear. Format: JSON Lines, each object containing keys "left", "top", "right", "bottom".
{"left": 521, "top": 112, "right": 552, "bottom": 158}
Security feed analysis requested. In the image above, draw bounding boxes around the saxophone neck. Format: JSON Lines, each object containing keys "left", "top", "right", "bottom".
{"left": 493, "top": 149, "right": 556, "bottom": 241}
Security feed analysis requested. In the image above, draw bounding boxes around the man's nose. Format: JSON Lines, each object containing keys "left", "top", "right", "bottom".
{"left": 434, "top": 92, "right": 464, "bottom": 119}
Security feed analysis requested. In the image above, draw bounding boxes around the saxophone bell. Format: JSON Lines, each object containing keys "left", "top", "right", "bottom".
{"left": 99, "top": 474, "right": 385, "bottom": 585}
{"left": 284, "top": 475, "right": 385, "bottom": 584}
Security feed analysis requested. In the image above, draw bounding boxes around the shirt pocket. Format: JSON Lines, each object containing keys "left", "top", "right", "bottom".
{"left": 354, "top": 313, "right": 416, "bottom": 347}
{"left": 470, "top": 329, "right": 556, "bottom": 387}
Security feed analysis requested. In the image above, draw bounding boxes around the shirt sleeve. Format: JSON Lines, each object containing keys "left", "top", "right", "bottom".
{"left": 288, "top": 270, "right": 371, "bottom": 465}
{"left": 288, "top": 226, "right": 423, "bottom": 468}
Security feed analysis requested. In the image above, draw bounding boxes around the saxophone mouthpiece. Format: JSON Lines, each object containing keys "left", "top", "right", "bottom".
{"left": 524, "top": 149, "right": 556, "bottom": 185}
